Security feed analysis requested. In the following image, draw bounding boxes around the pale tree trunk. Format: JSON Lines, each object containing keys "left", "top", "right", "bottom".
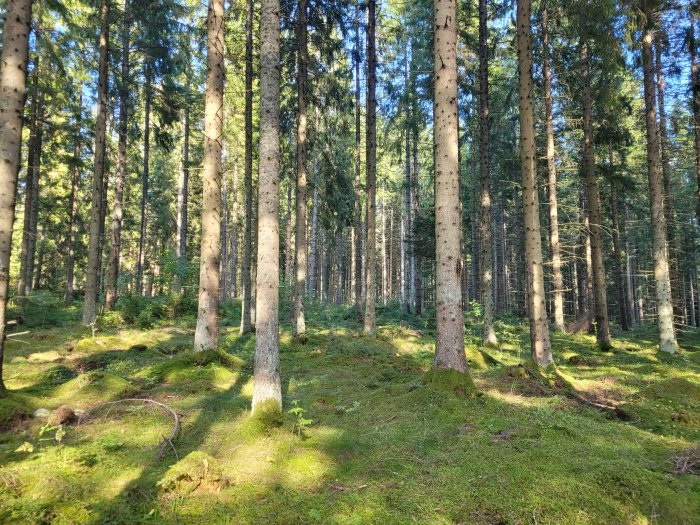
{"left": 581, "top": 39, "right": 611, "bottom": 349}
{"left": 240, "top": 0, "right": 254, "bottom": 334}
{"left": 364, "top": 0, "right": 377, "bottom": 334}
{"left": 106, "top": 2, "right": 130, "bottom": 311}
{"left": 655, "top": 41, "right": 682, "bottom": 324}
{"left": 353, "top": 0, "right": 363, "bottom": 320}
{"left": 381, "top": 184, "right": 388, "bottom": 302}
{"left": 283, "top": 179, "right": 292, "bottom": 286}
{"left": 252, "top": 0, "right": 282, "bottom": 411}
{"left": 433, "top": 0, "right": 468, "bottom": 372}
{"left": 478, "top": 0, "right": 497, "bottom": 347}
{"left": 309, "top": 182, "right": 318, "bottom": 298}
{"left": 82, "top": 0, "right": 109, "bottom": 326}
{"left": 293, "top": 0, "right": 308, "bottom": 338}
{"left": 220, "top": 166, "right": 229, "bottom": 300}
{"left": 542, "top": 4, "right": 564, "bottom": 331}
{"left": 194, "top": 0, "right": 225, "bottom": 352}
{"left": 0, "top": 0, "right": 32, "bottom": 393}
{"left": 517, "top": 0, "right": 552, "bottom": 367}
{"left": 175, "top": 103, "right": 190, "bottom": 295}
{"left": 412, "top": 127, "right": 422, "bottom": 316}
{"left": 65, "top": 93, "right": 81, "bottom": 304}
{"left": 641, "top": 5, "right": 677, "bottom": 353}
{"left": 624, "top": 202, "right": 636, "bottom": 325}
{"left": 402, "top": 52, "right": 411, "bottom": 314}
{"left": 136, "top": 64, "right": 152, "bottom": 296}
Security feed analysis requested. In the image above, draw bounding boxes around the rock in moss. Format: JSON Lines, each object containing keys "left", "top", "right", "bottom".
{"left": 423, "top": 368, "right": 480, "bottom": 399}
{"left": 158, "top": 451, "right": 228, "bottom": 497}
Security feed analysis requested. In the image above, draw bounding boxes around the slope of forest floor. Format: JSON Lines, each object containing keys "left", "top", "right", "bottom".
{"left": 0, "top": 295, "right": 699, "bottom": 524}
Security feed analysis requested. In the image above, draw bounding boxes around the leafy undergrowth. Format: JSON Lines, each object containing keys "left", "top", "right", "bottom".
{"left": 0, "top": 301, "right": 698, "bottom": 524}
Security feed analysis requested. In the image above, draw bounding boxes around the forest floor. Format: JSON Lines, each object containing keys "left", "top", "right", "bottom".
{"left": 0, "top": 296, "right": 699, "bottom": 524}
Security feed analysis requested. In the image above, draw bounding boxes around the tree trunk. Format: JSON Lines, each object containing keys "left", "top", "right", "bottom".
{"left": 230, "top": 151, "right": 239, "bottom": 298}
{"left": 517, "top": 0, "right": 552, "bottom": 367}
{"left": 252, "top": 0, "right": 282, "bottom": 411}
{"left": 106, "top": 2, "right": 130, "bottom": 310}
{"left": 640, "top": 5, "right": 677, "bottom": 353}
{"left": 412, "top": 127, "right": 422, "bottom": 317}
{"left": 194, "top": 0, "right": 225, "bottom": 352}
{"left": 65, "top": 92, "right": 81, "bottom": 304}
{"left": 0, "top": 0, "right": 32, "bottom": 393}
{"left": 175, "top": 103, "right": 190, "bottom": 295}
{"left": 82, "top": 0, "right": 109, "bottom": 326}
{"left": 293, "top": 0, "right": 308, "bottom": 337}
{"left": 610, "top": 175, "right": 630, "bottom": 330}
{"left": 136, "top": 64, "right": 152, "bottom": 296}
{"left": 655, "top": 41, "right": 682, "bottom": 324}
{"left": 581, "top": 39, "right": 611, "bottom": 349}
{"left": 381, "top": 184, "right": 388, "bottom": 303}
{"left": 220, "top": 166, "right": 229, "bottom": 300}
{"left": 284, "top": 179, "right": 292, "bottom": 286}
{"left": 690, "top": 18, "right": 700, "bottom": 222}
{"left": 240, "top": 0, "right": 254, "bottom": 334}
{"left": 478, "top": 0, "right": 497, "bottom": 347}
{"left": 542, "top": 4, "right": 565, "bottom": 331}
{"left": 353, "top": 0, "right": 363, "bottom": 321}
{"left": 309, "top": 182, "right": 318, "bottom": 299}
{"left": 363, "top": 0, "right": 377, "bottom": 334}
{"left": 433, "top": 0, "right": 469, "bottom": 373}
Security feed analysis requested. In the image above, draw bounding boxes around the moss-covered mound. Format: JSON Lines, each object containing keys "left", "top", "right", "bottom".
{"left": 158, "top": 452, "right": 229, "bottom": 497}
{"left": 423, "top": 368, "right": 480, "bottom": 398}
{"left": 53, "top": 372, "right": 135, "bottom": 407}
{"left": 0, "top": 394, "right": 33, "bottom": 430}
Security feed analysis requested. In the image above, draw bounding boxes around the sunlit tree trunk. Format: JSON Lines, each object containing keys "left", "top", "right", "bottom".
{"left": 194, "top": 0, "right": 225, "bottom": 352}
{"left": 690, "top": 18, "right": 700, "bottom": 222}
{"left": 0, "top": 0, "right": 33, "bottom": 393}
{"left": 433, "top": 0, "right": 469, "bottom": 372}
{"left": 640, "top": 3, "right": 677, "bottom": 353}
{"left": 175, "top": 102, "right": 190, "bottom": 295}
{"left": 364, "top": 0, "right": 377, "bottom": 334}
{"left": 230, "top": 152, "right": 239, "bottom": 298}
{"left": 252, "top": 0, "right": 282, "bottom": 411}
{"left": 65, "top": 90, "right": 81, "bottom": 304}
{"left": 353, "top": 0, "right": 363, "bottom": 321}
{"left": 136, "top": 63, "right": 152, "bottom": 296}
{"left": 240, "top": 0, "right": 254, "bottom": 334}
{"left": 106, "top": 1, "right": 130, "bottom": 310}
{"left": 82, "top": 0, "right": 109, "bottom": 326}
{"left": 517, "top": 0, "right": 552, "bottom": 367}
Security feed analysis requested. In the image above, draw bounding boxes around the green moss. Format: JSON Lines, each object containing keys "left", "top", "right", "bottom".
{"left": 158, "top": 451, "right": 228, "bottom": 497}
{"left": 0, "top": 394, "right": 33, "bottom": 430}
{"left": 423, "top": 368, "right": 480, "bottom": 398}
{"left": 53, "top": 372, "right": 135, "bottom": 407}
{"left": 239, "top": 399, "right": 284, "bottom": 439}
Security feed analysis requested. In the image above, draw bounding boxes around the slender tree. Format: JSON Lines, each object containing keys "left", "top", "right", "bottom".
{"left": 252, "top": 0, "right": 282, "bottom": 411}
{"left": 478, "top": 0, "right": 498, "bottom": 347}
{"left": 65, "top": 90, "right": 82, "bottom": 304}
{"left": 293, "top": 0, "right": 308, "bottom": 338}
{"left": 364, "top": 0, "right": 377, "bottom": 334}
{"left": 353, "top": 0, "right": 363, "bottom": 321}
{"left": 194, "top": 0, "right": 225, "bottom": 351}
{"left": 136, "top": 62, "right": 152, "bottom": 296}
{"left": 640, "top": 0, "right": 677, "bottom": 353}
{"left": 433, "top": 0, "right": 469, "bottom": 373}
{"left": 691, "top": 17, "right": 700, "bottom": 222}
{"left": 82, "top": 0, "right": 110, "bottom": 326}
{"left": 517, "top": 0, "right": 552, "bottom": 367}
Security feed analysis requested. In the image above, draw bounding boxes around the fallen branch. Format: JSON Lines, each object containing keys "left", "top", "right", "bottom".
{"left": 79, "top": 398, "right": 181, "bottom": 460}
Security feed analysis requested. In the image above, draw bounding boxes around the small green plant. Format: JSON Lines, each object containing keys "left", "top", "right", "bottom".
{"left": 288, "top": 400, "right": 313, "bottom": 437}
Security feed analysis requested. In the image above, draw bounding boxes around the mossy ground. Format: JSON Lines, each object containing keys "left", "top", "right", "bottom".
{"left": 0, "top": 301, "right": 699, "bottom": 524}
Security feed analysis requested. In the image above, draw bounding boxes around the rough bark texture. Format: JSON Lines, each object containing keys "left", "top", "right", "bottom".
{"left": 691, "top": 20, "right": 700, "bottom": 222}
{"left": 194, "top": 0, "right": 225, "bottom": 352}
{"left": 176, "top": 103, "right": 190, "bottom": 295}
{"left": 363, "top": 0, "right": 377, "bottom": 335}
{"left": 230, "top": 153, "right": 239, "bottom": 298}
{"left": 82, "top": 0, "right": 109, "bottom": 326}
{"left": 65, "top": 110, "right": 81, "bottom": 304}
{"left": 433, "top": 0, "right": 468, "bottom": 373}
{"left": 542, "top": 5, "right": 565, "bottom": 332}
{"left": 640, "top": 6, "right": 677, "bottom": 353}
{"left": 240, "top": 0, "right": 254, "bottom": 334}
{"left": 106, "top": 3, "right": 130, "bottom": 311}
{"left": 581, "top": 40, "right": 611, "bottom": 350}
{"left": 252, "top": 0, "right": 282, "bottom": 411}
{"left": 517, "top": 0, "right": 552, "bottom": 367}
{"left": 610, "top": 175, "right": 630, "bottom": 330}
{"left": 293, "top": 0, "right": 308, "bottom": 337}
{"left": 353, "top": 0, "right": 363, "bottom": 320}
{"left": 478, "top": 0, "right": 497, "bottom": 347}
{"left": 0, "top": 0, "right": 33, "bottom": 393}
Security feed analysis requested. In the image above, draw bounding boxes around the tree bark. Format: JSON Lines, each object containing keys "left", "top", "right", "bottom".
{"left": 690, "top": 17, "right": 700, "bottom": 222}
{"left": 175, "top": 103, "right": 190, "bottom": 295}
{"left": 194, "top": 0, "right": 225, "bottom": 352}
{"left": 517, "top": 0, "right": 552, "bottom": 367}
{"left": 136, "top": 63, "right": 152, "bottom": 296}
{"left": 106, "top": 1, "right": 130, "bottom": 310}
{"left": 240, "top": 0, "right": 254, "bottom": 334}
{"left": 542, "top": 4, "right": 565, "bottom": 331}
{"left": 252, "top": 0, "right": 282, "bottom": 411}
{"left": 363, "top": 0, "right": 377, "bottom": 334}
{"left": 353, "top": 0, "right": 363, "bottom": 320}
{"left": 610, "top": 174, "right": 630, "bottom": 331}
{"left": 640, "top": 4, "right": 677, "bottom": 353}
{"left": 230, "top": 151, "right": 239, "bottom": 298}
{"left": 581, "top": 39, "right": 611, "bottom": 349}
{"left": 433, "top": 0, "right": 468, "bottom": 372}
{"left": 65, "top": 90, "right": 81, "bottom": 304}
{"left": 82, "top": 0, "right": 109, "bottom": 326}
{"left": 478, "top": 0, "right": 497, "bottom": 347}
{"left": 0, "top": 0, "right": 33, "bottom": 393}
{"left": 293, "top": 0, "right": 308, "bottom": 337}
